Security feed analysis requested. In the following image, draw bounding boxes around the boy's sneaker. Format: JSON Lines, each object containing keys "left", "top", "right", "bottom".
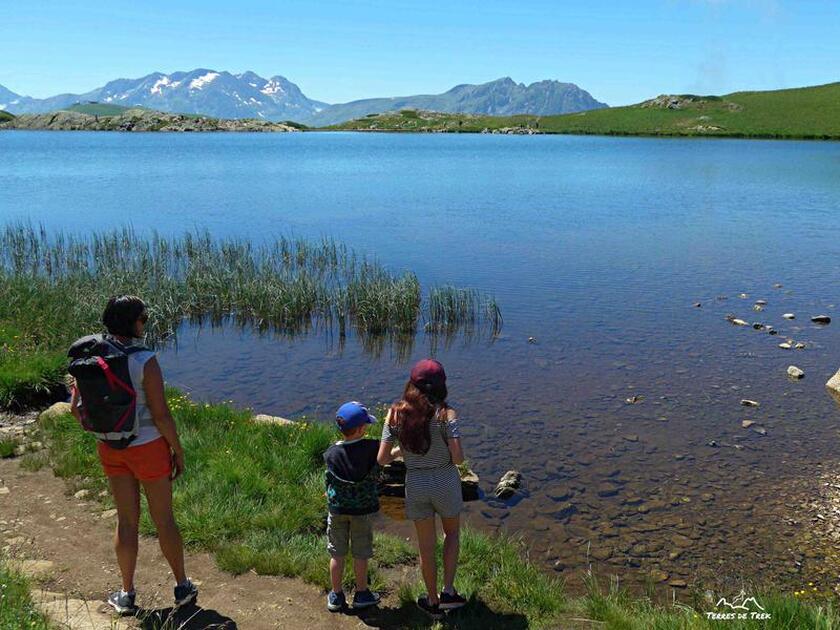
{"left": 417, "top": 595, "right": 444, "bottom": 620}
{"left": 352, "top": 589, "right": 381, "bottom": 609}
{"left": 107, "top": 589, "right": 137, "bottom": 616}
{"left": 439, "top": 589, "right": 467, "bottom": 610}
{"left": 174, "top": 579, "right": 198, "bottom": 609}
{"left": 327, "top": 590, "right": 346, "bottom": 612}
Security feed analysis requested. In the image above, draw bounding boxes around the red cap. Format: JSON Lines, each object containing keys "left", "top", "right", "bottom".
{"left": 410, "top": 359, "right": 446, "bottom": 389}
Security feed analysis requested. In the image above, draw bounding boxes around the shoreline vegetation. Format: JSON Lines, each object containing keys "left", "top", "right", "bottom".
{"left": 6, "top": 397, "right": 837, "bottom": 629}
{"left": 0, "top": 224, "right": 501, "bottom": 409}
{"left": 2, "top": 82, "right": 840, "bottom": 139}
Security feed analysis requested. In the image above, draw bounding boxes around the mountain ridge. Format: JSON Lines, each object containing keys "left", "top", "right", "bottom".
{"left": 0, "top": 71, "right": 607, "bottom": 124}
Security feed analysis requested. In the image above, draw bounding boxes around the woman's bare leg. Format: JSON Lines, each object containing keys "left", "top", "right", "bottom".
{"left": 440, "top": 515, "right": 461, "bottom": 593}
{"left": 109, "top": 475, "right": 141, "bottom": 592}
{"left": 413, "top": 517, "right": 438, "bottom": 604}
{"left": 141, "top": 476, "right": 187, "bottom": 584}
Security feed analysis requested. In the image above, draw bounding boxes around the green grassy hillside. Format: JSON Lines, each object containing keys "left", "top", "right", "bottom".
{"left": 0, "top": 110, "right": 14, "bottom": 123}
{"left": 330, "top": 82, "right": 840, "bottom": 139}
{"left": 63, "top": 102, "right": 133, "bottom": 116}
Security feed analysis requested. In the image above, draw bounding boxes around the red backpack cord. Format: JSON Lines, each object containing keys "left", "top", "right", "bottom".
{"left": 95, "top": 357, "right": 137, "bottom": 432}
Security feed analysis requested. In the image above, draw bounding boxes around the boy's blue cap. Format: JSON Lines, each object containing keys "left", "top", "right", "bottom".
{"left": 336, "top": 401, "right": 376, "bottom": 430}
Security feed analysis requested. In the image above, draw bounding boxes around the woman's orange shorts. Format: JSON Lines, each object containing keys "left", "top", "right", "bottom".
{"left": 97, "top": 437, "right": 172, "bottom": 481}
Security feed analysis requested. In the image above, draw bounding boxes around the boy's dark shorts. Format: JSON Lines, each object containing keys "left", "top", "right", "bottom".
{"left": 327, "top": 513, "right": 373, "bottom": 559}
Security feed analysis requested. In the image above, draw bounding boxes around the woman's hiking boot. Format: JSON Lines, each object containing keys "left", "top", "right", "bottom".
{"left": 174, "top": 578, "right": 198, "bottom": 609}
{"left": 107, "top": 589, "right": 137, "bottom": 615}
{"left": 417, "top": 595, "right": 445, "bottom": 620}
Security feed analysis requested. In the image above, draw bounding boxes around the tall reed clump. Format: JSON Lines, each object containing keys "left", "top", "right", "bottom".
{"left": 0, "top": 224, "right": 501, "bottom": 408}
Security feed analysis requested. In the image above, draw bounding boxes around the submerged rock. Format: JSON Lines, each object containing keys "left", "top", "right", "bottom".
{"left": 740, "top": 399, "right": 760, "bottom": 407}
{"left": 783, "top": 313, "right": 796, "bottom": 320}
{"left": 787, "top": 365, "right": 805, "bottom": 379}
{"left": 811, "top": 315, "right": 831, "bottom": 324}
{"left": 778, "top": 342, "right": 792, "bottom": 350}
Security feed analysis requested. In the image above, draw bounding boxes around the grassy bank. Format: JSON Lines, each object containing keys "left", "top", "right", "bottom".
{"left": 0, "top": 557, "right": 52, "bottom": 629}
{"left": 24, "top": 395, "right": 840, "bottom": 629}
{"left": 0, "top": 225, "right": 500, "bottom": 409}
{"left": 330, "top": 82, "right": 840, "bottom": 140}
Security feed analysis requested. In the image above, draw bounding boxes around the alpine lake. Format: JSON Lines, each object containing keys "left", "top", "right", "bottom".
{"left": 4, "top": 129, "right": 840, "bottom": 595}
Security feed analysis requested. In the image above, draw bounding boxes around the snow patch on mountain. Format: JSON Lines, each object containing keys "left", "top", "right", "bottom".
{"left": 189, "top": 72, "right": 220, "bottom": 90}
{"left": 151, "top": 76, "right": 181, "bottom": 94}
{"left": 260, "top": 79, "right": 285, "bottom": 96}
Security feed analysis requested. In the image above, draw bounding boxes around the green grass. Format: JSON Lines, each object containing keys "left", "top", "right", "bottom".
{"left": 0, "top": 437, "right": 19, "bottom": 458}
{"left": 30, "top": 394, "right": 840, "bottom": 629}
{"left": 63, "top": 102, "right": 134, "bottom": 116}
{"left": 0, "top": 224, "right": 500, "bottom": 409}
{"left": 329, "top": 82, "right": 840, "bottom": 140}
{"left": 0, "top": 557, "right": 52, "bottom": 629}
{"left": 0, "top": 110, "right": 14, "bottom": 123}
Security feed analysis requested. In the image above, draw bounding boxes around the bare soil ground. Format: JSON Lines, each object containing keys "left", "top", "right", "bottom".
{"left": 0, "top": 457, "right": 391, "bottom": 629}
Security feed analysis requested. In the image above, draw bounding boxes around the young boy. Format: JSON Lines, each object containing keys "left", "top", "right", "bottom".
{"left": 323, "top": 401, "right": 382, "bottom": 612}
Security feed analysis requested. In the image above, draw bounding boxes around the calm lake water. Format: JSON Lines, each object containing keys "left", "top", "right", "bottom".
{"left": 3, "top": 130, "right": 840, "bottom": 593}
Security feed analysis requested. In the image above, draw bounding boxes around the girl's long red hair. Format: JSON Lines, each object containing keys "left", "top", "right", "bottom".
{"left": 389, "top": 380, "right": 448, "bottom": 454}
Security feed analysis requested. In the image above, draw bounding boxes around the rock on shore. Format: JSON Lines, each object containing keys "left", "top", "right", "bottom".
{"left": 826, "top": 368, "right": 840, "bottom": 398}
{"left": 0, "top": 109, "right": 300, "bottom": 132}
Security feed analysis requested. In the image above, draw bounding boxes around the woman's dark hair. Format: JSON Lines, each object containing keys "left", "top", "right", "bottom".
{"left": 102, "top": 295, "right": 147, "bottom": 338}
{"left": 389, "top": 380, "right": 448, "bottom": 455}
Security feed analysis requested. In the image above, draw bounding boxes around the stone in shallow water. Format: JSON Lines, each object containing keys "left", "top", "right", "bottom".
{"left": 597, "top": 484, "right": 620, "bottom": 498}
{"left": 494, "top": 470, "right": 523, "bottom": 499}
{"left": 787, "top": 365, "right": 805, "bottom": 379}
{"left": 811, "top": 315, "right": 831, "bottom": 324}
{"left": 783, "top": 313, "right": 796, "bottom": 320}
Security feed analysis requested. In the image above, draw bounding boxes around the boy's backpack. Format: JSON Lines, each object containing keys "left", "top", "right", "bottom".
{"left": 67, "top": 334, "right": 148, "bottom": 449}
{"left": 326, "top": 467, "right": 381, "bottom": 515}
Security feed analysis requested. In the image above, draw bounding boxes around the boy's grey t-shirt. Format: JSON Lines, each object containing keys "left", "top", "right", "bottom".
{"left": 381, "top": 416, "right": 460, "bottom": 470}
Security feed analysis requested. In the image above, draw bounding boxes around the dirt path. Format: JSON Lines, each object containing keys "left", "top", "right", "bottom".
{"left": 0, "top": 457, "right": 391, "bottom": 629}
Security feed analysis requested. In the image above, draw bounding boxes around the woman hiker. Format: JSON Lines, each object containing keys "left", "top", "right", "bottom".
{"left": 69, "top": 296, "right": 197, "bottom": 615}
{"left": 377, "top": 359, "right": 467, "bottom": 619}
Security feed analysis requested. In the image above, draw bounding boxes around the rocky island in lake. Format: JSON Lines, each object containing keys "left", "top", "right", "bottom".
{"left": 0, "top": 104, "right": 301, "bottom": 132}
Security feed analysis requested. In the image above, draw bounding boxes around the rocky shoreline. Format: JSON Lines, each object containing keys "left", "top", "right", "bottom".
{"left": 0, "top": 109, "right": 300, "bottom": 132}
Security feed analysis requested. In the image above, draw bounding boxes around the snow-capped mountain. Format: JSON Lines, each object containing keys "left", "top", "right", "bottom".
{"left": 0, "top": 69, "right": 327, "bottom": 121}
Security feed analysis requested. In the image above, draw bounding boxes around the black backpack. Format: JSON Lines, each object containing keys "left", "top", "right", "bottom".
{"left": 68, "top": 334, "right": 148, "bottom": 449}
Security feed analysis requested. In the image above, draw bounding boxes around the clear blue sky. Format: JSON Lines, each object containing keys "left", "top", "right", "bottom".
{"left": 2, "top": 0, "right": 838, "bottom": 106}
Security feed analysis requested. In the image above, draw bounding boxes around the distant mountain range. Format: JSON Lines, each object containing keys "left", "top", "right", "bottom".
{"left": 0, "top": 70, "right": 607, "bottom": 125}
